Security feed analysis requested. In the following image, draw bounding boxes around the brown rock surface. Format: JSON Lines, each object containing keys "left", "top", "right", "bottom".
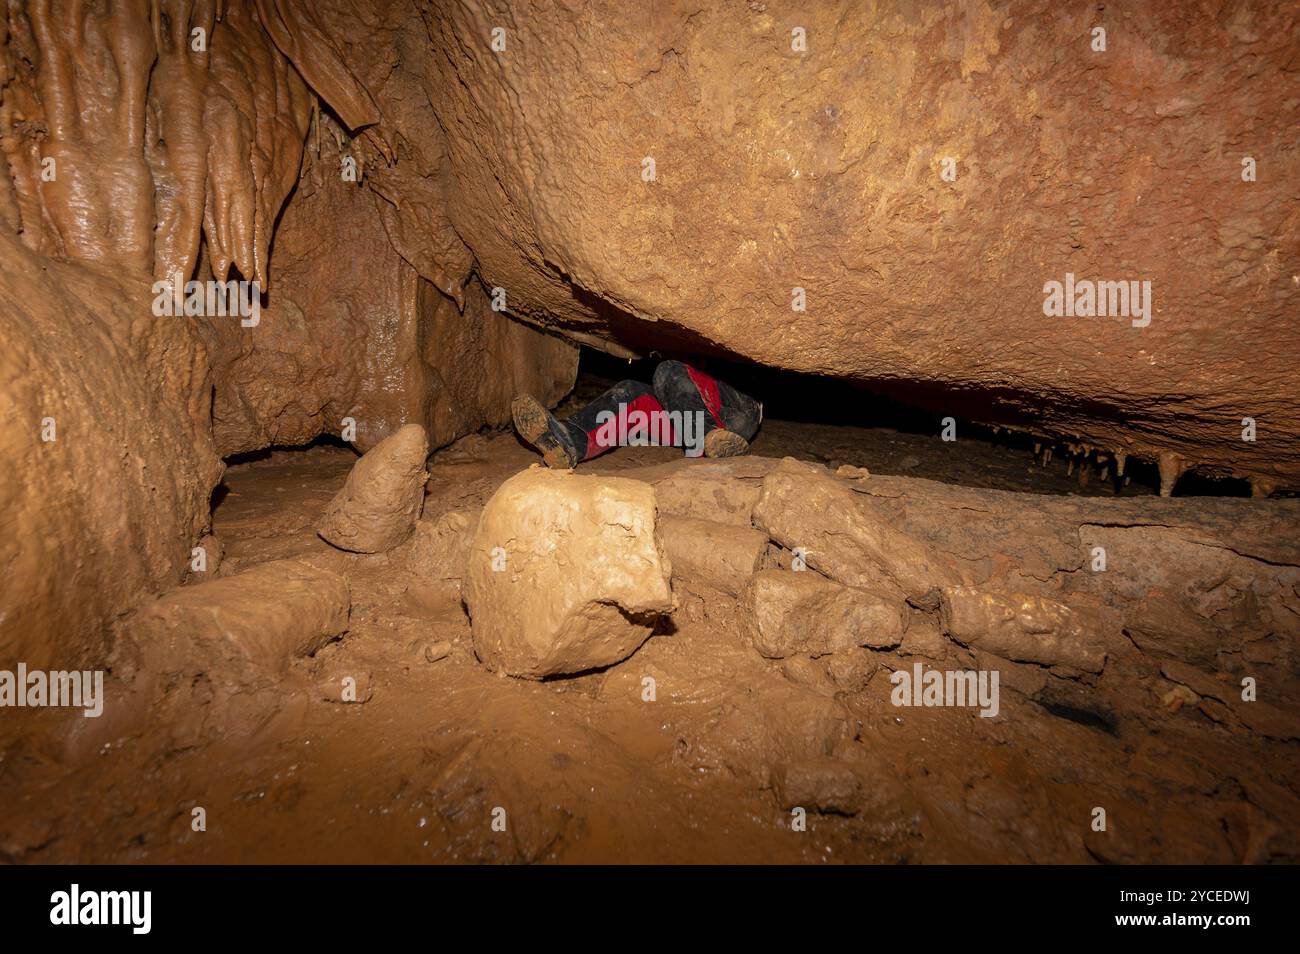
{"left": 0, "top": 234, "right": 221, "bottom": 668}
{"left": 747, "top": 568, "right": 908, "bottom": 658}
{"left": 198, "top": 129, "right": 578, "bottom": 456}
{"left": 318, "top": 423, "right": 429, "bottom": 553}
{"left": 658, "top": 515, "right": 768, "bottom": 597}
{"left": 380, "top": 0, "right": 1298, "bottom": 488}
{"left": 774, "top": 757, "right": 863, "bottom": 815}
{"left": 465, "top": 467, "right": 674, "bottom": 678}
{"left": 129, "top": 558, "right": 350, "bottom": 677}
{"left": 403, "top": 509, "right": 475, "bottom": 581}
{"left": 754, "top": 458, "right": 953, "bottom": 598}
{"left": 940, "top": 585, "right": 1109, "bottom": 673}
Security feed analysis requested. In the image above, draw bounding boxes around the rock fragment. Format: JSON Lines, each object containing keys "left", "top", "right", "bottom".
{"left": 404, "top": 509, "right": 475, "bottom": 581}
{"left": 651, "top": 459, "right": 767, "bottom": 527}
{"left": 132, "top": 559, "right": 351, "bottom": 677}
{"left": 939, "top": 585, "right": 1108, "bottom": 672}
{"left": 746, "top": 568, "right": 906, "bottom": 658}
{"left": 753, "top": 459, "right": 952, "bottom": 598}
{"left": 774, "top": 758, "right": 863, "bottom": 814}
{"left": 658, "top": 515, "right": 767, "bottom": 597}
{"left": 318, "top": 423, "right": 429, "bottom": 553}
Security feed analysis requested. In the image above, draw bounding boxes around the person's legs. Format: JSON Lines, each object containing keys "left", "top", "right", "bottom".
{"left": 512, "top": 380, "right": 674, "bottom": 468}
{"left": 513, "top": 360, "right": 761, "bottom": 467}
{"left": 564, "top": 379, "right": 673, "bottom": 461}
{"left": 652, "top": 360, "right": 762, "bottom": 457}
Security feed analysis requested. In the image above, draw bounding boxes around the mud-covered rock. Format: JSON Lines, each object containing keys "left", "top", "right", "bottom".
{"left": 754, "top": 459, "right": 949, "bottom": 598}
{"left": 404, "top": 509, "right": 475, "bottom": 581}
{"left": 747, "top": 568, "right": 907, "bottom": 658}
{"left": 658, "top": 515, "right": 768, "bottom": 597}
{"left": 648, "top": 458, "right": 770, "bottom": 527}
{"left": 130, "top": 559, "right": 351, "bottom": 677}
{"left": 465, "top": 468, "right": 674, "bottom": 678}
{"left": 775, "top": 758, "right": 863, "bottom": 814}
{"left": 939, "top": 585, "right": 1109, "bottom": 673}
{"left": 0, "top": 234, "right": 221, "bottom": 668}
{"left": 318, "top": 424, "right": 429, "bottom": 553}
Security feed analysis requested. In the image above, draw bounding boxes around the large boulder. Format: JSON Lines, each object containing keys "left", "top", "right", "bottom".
{"left": 464, "top": 468, "right": 674, "bottom": 678}
{"left": 317, "top": 0, "right": 1298, "bottom": 488}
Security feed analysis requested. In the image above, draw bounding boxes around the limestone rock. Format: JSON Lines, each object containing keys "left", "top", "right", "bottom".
{"left": 203, "top": 166, "right": 578, "bottom": 457}
{"left": 465, "top": 468, "right": 674, "bottom": 678}
{"left": 939, "top": 585, "right": 1108, "bottom": 673}
{"left": 658, "top": 515, "right": 768, "bottom": 597}
{"left": 318, "top": 424, "right": 429, "bottom": 553}
{"left": 131, "top": 559, "right": 351, "bottom": 678}
{"left": 649, "top": 458, "right": 770, "bottom": 527}
{"left": 400, "top": 0, "right": 1300, "bottom": 488}
{"left": 747, "top": 568, "right": 907, "bottom": 658}
{"left": 754, "top": 459, "right": 952, "bottom": 599}
{"left": 0, "top": 234, "right": 221, "bottom": 668}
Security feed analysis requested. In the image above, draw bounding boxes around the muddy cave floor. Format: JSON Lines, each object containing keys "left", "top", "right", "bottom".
{"left": 4, "top": 396, "right": 1293, "bottom": 864}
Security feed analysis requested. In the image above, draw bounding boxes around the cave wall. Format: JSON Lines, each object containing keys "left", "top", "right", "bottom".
{"left": 204, "top": 132, "right": 576, "bottom": 455}
{"left": 0, "top": 0, "right": 575, "bottom": 656}
{"left": 2, "top": 0, "right": 1296, "bottom": 660}
{"left": 316, "top": 0, "right": 1296, "bottom": 489}
{"left": 0, "top": 232, "right": 221, "bottom": 667}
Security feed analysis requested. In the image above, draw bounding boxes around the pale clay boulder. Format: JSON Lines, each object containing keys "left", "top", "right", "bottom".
{"left": 465, "top": 467, "right": 674, "bottom": 678}
{"left": 318, "top": 423, "right": 429, "bottom": 553}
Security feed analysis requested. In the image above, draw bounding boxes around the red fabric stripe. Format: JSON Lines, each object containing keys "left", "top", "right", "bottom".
{"left": 583, "top": 393, "right": 668, "bottom": 460}
{"left": 685, "top": 365, "right": 726, "bottom": 429}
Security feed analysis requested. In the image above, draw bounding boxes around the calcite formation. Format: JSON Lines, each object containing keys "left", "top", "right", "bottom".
{"left": 318, "top": 423, "right": 429, "bottom": 553}
{"left": 464, "top": 468, "right": 674, "bottom": 678}
{"left": 200, "top": 128, "right": 577, "bottom": 457}
{"left": 0, "top": 1, "right": 575, "bottom": 656}
{"left": 0, "top": 234, "right": 221, "bottom": 668}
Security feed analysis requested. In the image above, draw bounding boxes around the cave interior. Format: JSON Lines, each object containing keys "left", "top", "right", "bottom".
{"left": 1, "top": 0, "right": 1297, "bottom": 865}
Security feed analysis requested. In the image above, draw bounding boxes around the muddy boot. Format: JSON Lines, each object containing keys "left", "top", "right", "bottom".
{"left": 704, "top": 427, "right": 750, "bottom": 459}
{"left": 511, "top": 394, "right": 580, "bottom": 469}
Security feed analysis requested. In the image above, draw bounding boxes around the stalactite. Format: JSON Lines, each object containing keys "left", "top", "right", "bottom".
{"left": 1, "top": 0, "right": 350, "bottom": 288}
{"left": 150, "top": 0, "right": 216, "bottom": 280}
{"left": 1158, "top": 451, "right": 1186, "bottom": 498}
{"left": 251, "top": 0, "right": 386, "bottom": 145}
{"left": 24, "top": 0, "right": 157, "bottom": 273}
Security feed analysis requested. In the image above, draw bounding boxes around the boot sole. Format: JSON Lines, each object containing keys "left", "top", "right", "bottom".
{"left": 511, "top": 394, "right": 551, "bottom": 446}
{"left": 512, "top": 394, "right": 576, "bottom": 469}
{"left": 705, "top": 428, "right": 750, "bottom": 459}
